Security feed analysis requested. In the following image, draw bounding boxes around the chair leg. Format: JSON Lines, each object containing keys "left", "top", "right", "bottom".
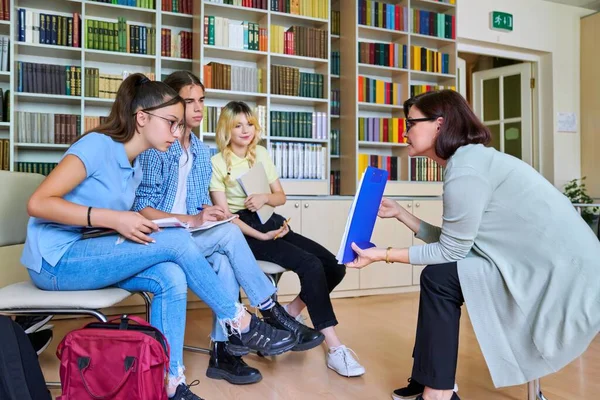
{"left": 527, "top": 379, "right": 548, "bottom": 400}
{"left": 138, "top": 292, "right": 152, "bottom": 322}
{"left": 183, "top": 344, "right": 211, "bottom": 355}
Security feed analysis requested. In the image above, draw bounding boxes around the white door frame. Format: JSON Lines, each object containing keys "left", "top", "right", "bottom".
{"left": 458, "top": 40, "right": 543, "bottom": 175}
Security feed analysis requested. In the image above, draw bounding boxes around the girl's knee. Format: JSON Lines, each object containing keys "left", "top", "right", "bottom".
{"left": 154, "top": 262, "right": 188, "bottom": 296}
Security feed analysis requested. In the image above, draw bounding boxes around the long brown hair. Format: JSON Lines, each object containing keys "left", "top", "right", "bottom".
{"left": 83, "top": 73, "right": 184, "bottom": 143}
{"left": 404, "top": 90, "right": 491, "bottom": 159}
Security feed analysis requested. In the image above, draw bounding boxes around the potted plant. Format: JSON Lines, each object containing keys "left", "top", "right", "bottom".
{"left": 563, "top": 177, "right": 599, "bottom": 232}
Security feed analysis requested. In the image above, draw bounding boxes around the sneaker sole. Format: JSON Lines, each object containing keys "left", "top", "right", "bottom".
{"left": 326, "top": 363, "right": 365, "bottom": 378}
{"left": 35, "top": 336, "right": 52, "bottom": 356}
{"left": 24, "top": 315, "right": 53, "bottom": 334}
{"left": 391, "top": 383, "right": 458, "bottom": 400}
{"left": 226, "top": 336, "right": 299, "bottom": 357}
{"left": 291, "top": 333, "right": 326, "bottom": 352}
{"left": 206, "top": 367, "right": 262, "bottom": 385}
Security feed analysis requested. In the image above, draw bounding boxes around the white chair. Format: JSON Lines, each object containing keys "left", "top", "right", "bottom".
{"left": 257, "top": 260, "right": 287, "bottom": 302}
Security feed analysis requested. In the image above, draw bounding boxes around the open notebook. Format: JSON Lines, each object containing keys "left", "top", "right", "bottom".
{"left": 236, "top": 161, "right": 274, "bottom": 224}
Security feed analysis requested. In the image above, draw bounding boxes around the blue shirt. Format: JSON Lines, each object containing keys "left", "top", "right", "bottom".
{"left": 21, "top": 133, "right": 142, "bottom": 272}
{"left": 133, "top": 134, "right": 212, "bottom": 215}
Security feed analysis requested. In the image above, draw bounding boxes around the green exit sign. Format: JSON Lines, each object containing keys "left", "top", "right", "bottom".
{"left": 491, "top": 11, "right": 514, "bottom": 32}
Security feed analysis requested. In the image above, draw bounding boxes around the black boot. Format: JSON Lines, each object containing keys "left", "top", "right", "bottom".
{"left": 226, "top": 313, "right": 298, "bottom": 357}
{"left": 260, "top": 303, "right": 325, "bottom": 351}
{"left": 206, "top": 341, "right": 262, "bottom": 385}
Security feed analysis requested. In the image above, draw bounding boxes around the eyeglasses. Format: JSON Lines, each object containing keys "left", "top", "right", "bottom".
{"left": 405, "top": 117, "right": 439, "bottom": 132}
{"left": 139, "top": 111, "right": 185, "bottom": 134}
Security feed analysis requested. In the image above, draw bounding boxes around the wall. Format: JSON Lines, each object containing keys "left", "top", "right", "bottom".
{"left": 457, "top": 0, "right": 592, "bottom": 189}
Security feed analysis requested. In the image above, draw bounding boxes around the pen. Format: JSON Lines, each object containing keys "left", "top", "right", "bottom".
{"left": 274, "top": 218, "right": 291, "bottom": 240}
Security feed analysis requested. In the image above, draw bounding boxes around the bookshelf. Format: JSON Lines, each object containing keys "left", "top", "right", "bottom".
{"left": 339, "top": 0, "right": 457, "bottom": 196}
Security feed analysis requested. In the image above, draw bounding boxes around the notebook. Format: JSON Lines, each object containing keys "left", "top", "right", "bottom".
{"left": 236, "top": 161, "right": 274, "bottom": 224}
{"left": 336, "top": 166, "right": 389, "bottom": 264}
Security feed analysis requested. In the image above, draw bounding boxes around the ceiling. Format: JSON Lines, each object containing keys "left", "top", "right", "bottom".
{"left": 542, "top": 0, "right": 600, "bottom": 10}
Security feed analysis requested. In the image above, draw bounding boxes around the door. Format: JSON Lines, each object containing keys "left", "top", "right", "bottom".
{"left": 473, "top": 63, "right": 533, "bottom": 165}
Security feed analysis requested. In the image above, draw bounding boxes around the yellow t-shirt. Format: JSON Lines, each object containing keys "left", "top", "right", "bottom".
{"left": 210, "top": 145, "right": 279, "bottom": 213}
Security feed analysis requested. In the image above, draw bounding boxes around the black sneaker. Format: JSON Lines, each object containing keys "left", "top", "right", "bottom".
{"left": 226, "top": 313, "right": 298, "bottom": 357}
{"left": 415, "top": 394, "right": 460, "bottom": 400}
{"left": 15, "top": 315, "right": 53, "bottom": 334}
{"left": 206, "top": 341, "right": 262, "bottom": 385}
{"left": 172, "top": 380, "right": 204, "bottom": 400}
{"left": 28, "top": 329, "right": 53, "bottom": 356}
{"left": 393, "top": 378, "right": 458, "bottom": 400}
{"left": 260, "top": 303, "right": 325, "bottom": 351}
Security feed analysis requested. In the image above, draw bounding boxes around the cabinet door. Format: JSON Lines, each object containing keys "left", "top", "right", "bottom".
{"left": 412, "top": 199, "right": 443, "bottom": 285}
{"left": 300, "top": 200, "right": 358, "bottom": 292}
{"left": 273, "top": 201, "right": 303, "bottom": 295}
{"left": 359, "top": 201, "right": 414, "bottom": 289}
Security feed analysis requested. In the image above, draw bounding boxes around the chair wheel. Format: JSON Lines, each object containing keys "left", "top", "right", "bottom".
{"left": 537, "top": 392, "right": 548, "bottom": 400}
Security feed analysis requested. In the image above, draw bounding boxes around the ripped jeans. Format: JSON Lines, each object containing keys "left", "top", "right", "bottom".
{"left": 28, "top": 228, "right": 243, "bottom": 378}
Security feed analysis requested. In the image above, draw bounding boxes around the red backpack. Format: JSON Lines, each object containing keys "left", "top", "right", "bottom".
{"left": 56, "top": 315, "right": 169, "bottom": 400}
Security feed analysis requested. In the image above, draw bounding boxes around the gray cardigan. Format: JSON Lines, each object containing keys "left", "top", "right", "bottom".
{"left": 409, "top": 144, "right": 600, "bottom": 388}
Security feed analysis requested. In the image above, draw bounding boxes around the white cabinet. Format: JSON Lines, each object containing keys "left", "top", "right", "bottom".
{"left": 411, "top": 200, "right": 444, "bottom": 285}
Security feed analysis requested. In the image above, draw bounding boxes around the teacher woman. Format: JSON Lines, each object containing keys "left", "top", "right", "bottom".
{"left": 346, "top": 90, "right": 600, "bottom": 400}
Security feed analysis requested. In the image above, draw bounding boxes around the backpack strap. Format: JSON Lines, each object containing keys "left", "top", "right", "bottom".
{"left": 0, "top": 316, "right": 33, "bottom": 400}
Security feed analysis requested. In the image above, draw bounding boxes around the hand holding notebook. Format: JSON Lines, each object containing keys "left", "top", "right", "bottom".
{"left": 237, "top": 162, "right": 274, "bottom": 224}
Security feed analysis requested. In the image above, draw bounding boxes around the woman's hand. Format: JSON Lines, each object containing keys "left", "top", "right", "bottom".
{"left": 261, "top": 222, "right": 290, "bottom": 241}
{"left": 345, "top": 243, "right": 386, "bottom": 269}
{"left": 378, "top": 198, "right": 403, "bottom": 219}
{"left": 113, "top": 211, "right": 159, "bottom": 244}
{"left": 244, "top": 194, "right": 269, "bottom": 212}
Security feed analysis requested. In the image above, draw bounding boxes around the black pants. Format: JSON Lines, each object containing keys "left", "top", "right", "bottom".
{"left": 236, "top": 210, "right": 346, "bottom": 331}
{"left": 411, "top": 262, "right": 464, "bottom": 390}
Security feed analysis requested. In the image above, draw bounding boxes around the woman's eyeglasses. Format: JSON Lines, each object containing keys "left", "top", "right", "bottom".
{"left": 405, "top": 117, "right": 439, "bottom": 132}
{"left": 139, "top": 111, "right": 185, "bottom": 134}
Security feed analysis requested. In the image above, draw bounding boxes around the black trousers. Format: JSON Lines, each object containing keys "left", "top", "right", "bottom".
{"left": 411, "top": 262, "right": 464, "bottom": 390}
{"left": 236, "top": 210, "right": 346, "bottom": 331}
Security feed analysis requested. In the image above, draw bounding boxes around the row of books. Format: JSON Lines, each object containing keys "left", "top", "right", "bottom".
{"left": 359, "top": 42, "right": 408, "bottom": 69}
{"left": 358, "top": 76, "right": 403, "bottom": 106}
{"left": 411, "top": 157, "right": 444, "bottom": 182}
{"left": 270, "top": 142, "right": 327, "bottom": 180}
{"left": 84, "top": 116, "right": 108, "bottom": 133}
{"left": 86, "top": 19, "right": 156, "bottom": 55}
{"left": 203, "top": 62, "right": 263, "bottom": 93}
{"left": 0, "top": 36, "right": 8, "bottom": 72}
{"left": 359, "top": 117, "right": 406, "bottom": 144}
{"left": 15, "top": 162, "right": 58, "bottom": 176}
{"left": 17, "top": 63, "right": 81, "bottom": 96}
{"left": 161, "top": 29, "right": 192, "bottom": 59}
{"left": 270, "top": 111, "right": 328, "bottom": 140}
{"left": 92, "top": 0, "right": 154, "bottom": 9}
{"left": 161, "top": 0, "right": 192, "bottom": 13}
{"left": 271, "top": 66, "right": 323, "bottom": 99}
{"left": 270, "top": 26, "right": 328, "bottom": 59}
{"left": 85, "top": 69, "right": 156, "bottom": 99}
{"left": 204, "top": 17, "right": 266, "bottom": 52}
{"left": 358, "top": 154, "right": 403, "bottom": 181}
{"left": 331, "top": 51, "right": 340, "bottom": 75}
{"left": 331, "top": 10, "right": 340, "bottom": 36}
{"left": 0, "top": 1, "right": 9, "bottom": 21}
{"left": 270, "top": 0, "right": 329, "bottom": 19}
{"left": 410, "top": 84, "right": 456, "bottom": 97}
{"left": 0, "top": 89, "right": 10, "bottom": 122}
{"left": 330, "top": 170, "right": 340, "bottom": 195}
{"left": 0, "top": 139, "right": 8, "bottom": 171}
{"left": 15, "top": 112, "right": 81, "bottom": 145}
{"left": 331, "top": 89, "right": 340, "bottom": 116}
{"left": 17, "top": 10, "right": 81, "bottom": 48}
{"left": 358, "top": 1, "right": 408, "bottom": 32}
{"left": 411, "top": 46, "right": 451, "bottom": 74}
{"left": 330, "top": 129, "right": 340, "bottom": 156}
{"left": 202, "top": 105, "right": 267, "bottom": 135}
{"left": 411, "top": 9, "right": 456, "bottom": 40}
{"left": 205, "top": 0, "right": 267, "bottom": 10}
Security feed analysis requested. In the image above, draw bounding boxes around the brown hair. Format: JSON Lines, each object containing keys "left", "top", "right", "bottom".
{"left": 163, "top": 70, "right": 205, "bottom": 93}
{"left": 403, "top": 90, "right": 491, "bottom": 159}
{"left": 83, "top": 73, "right": 184, "bottom": 143}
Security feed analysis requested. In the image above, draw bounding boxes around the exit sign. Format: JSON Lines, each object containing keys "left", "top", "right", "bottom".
{"left": 491, "top": 11, "right": 513, "bottom": 32}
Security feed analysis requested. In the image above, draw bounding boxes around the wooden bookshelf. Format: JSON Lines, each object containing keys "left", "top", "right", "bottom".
{"left": 339, "top": 0, "right": 456, "bottom": 196}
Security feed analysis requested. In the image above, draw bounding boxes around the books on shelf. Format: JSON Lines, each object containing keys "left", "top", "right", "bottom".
{"left": 410, "top": 84, "right": 456, "bottom": 96}
{"left": 410, "top": 46, "right": 450, "bottom": 74}
{"left": 358, "top": 76, "right": 402, "bottom": 105}
{"left": 203, "top": 105, "right": 266, "bottom": 136}
{"left": 270, "top": 26, "right": 328, "bottom": 59}
{"left": 411, "top": 9, "right": 456, "bottom": 40}
{"left": 204, "top": 17, "right": 266, "bottom": 51}
{"left": 161, "top": 28, "right": 192, "bottom": 58}
{"left": 358, "top": 117, "right": 406, "bottom": 143}
{"left": 86, "top": 18, "right": 156, "bottom": 55}
{"left": 358, "top": 1, "right": 408, "bottom": 31}
{"left": 0, "top": 2, "right": 9, "bottom": 21}
{"left": 358, "top": 154, "right": 401, "bottom": 181}
{"left": 91, "top": 0, "right": 155, "bottom": 9}
{"left": 270, "top": 111, "right": 327, "bottom": 140}
{"left": 85, "top": 69, "right": 155, "bottom": 99}
{"left": 17, "top": 10, "right": 81, "bottom": 48}
{"left": 0, "top": 36, "right": 8, "bottom": 72}
{"left": 330, "top": 129, "right": 340, "bottom": 156}
{"left": 161, "top": 0, "right": 192, "bottom": 13}
{"left": 204, "top": 62, "right": 263, "bottom": 93}
{"left": 331, "top": 89, "right": 339, "bottom": 115}
{"left": 271, "top": 65, "right": 323, "bottom": 98}
{"left": 16, "top": 112, "right": 80, "bottom": 144}
{"left": 331, "top": 51, "right": 339, "bottom": 74}
{"left": 270, "top": 142, "right": 327, "bottom": 180}
{"left": 359, "top": 42, "right": 407, "bottom": 69}
{"left": 85, "top": 116, "right": 108, "bottom": 133}
{"left": 270, "top": 0, "right": 328, "bottom": 19}
{"left": 15, "top": 162, "right": 58, "bottom": 176}
{"left": 331, "top": 10, "right": 340, "bottom": 35}
{"left": 330, "top": 170, "right": 340, "bottom": 195}
{"left": 205, "top": 0, "right": 267, "bottom": 10}
{"left": 17, "top": 62, "right": 81, "bottom": 96}
{"left": 0, "top": 139, "right": 9, "bottom": 171}
{"left": 411, "top": 157, "right": 444, "bottom": 182}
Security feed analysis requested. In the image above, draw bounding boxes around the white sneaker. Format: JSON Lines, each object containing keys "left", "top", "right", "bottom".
{"left": 326, "top": 345, "right": 366, "bottom": 377}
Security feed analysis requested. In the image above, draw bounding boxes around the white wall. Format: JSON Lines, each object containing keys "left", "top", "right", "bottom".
{"left": 457, "top": 0, "right": 592, "bottom": 189}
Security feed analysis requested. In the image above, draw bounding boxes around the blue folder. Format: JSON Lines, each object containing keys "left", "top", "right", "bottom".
{"left": 337, "top": 166, "right": 389, "bottom": 264}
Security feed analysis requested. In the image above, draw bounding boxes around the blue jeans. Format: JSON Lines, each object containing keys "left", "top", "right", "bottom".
{"left": 192, "top": 223, "right": 276, "bottom": 342}
{"left": 28, "top": 228, "right": 242, "bottom": 378}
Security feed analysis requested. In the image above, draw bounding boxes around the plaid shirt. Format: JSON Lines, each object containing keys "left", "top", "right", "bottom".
{"left": 134, "top": 134, "right": 212, "bottom": 215}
